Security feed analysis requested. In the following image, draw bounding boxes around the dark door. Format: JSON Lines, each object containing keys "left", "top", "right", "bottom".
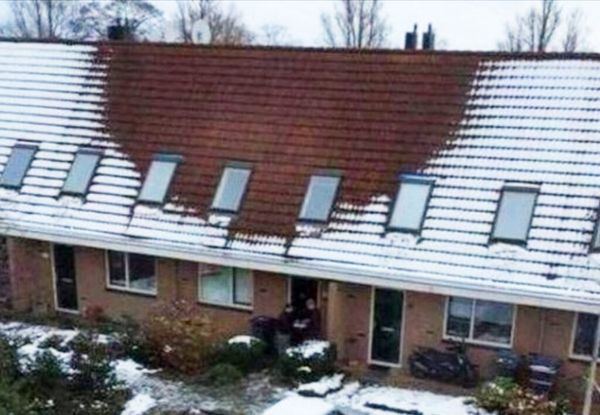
{"left": 370, "top": 289, "right": 403, "bottom": 365}
{"left": 53, "top": 244, "right": 78, "bottom": 312}
{"left": 290, "top": 277, "right": 319, "bottom": 310}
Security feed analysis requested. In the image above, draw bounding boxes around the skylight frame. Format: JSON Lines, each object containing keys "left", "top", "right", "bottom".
{"left": 210, "top": 161, "right": 253, "bottom": 214}
{"left": 490, "top": 184, "right": 540, "bottom": 246}
{"left": 0, "top": 144, "right": 37, "bottom": 189}
{"left": 387, "top": 174, "right": 435, "bottom": 235}
{"left": 589, "top": 201, "right": 600, "bottom": 253}
{"left": 137, "top": 152, "right": 183, "bottom": 205}
{"left": 298, "top": 169, "right": 343, "bottom": 224}
{"left": 61, "top": 148, "right": 103, "bottom": 197}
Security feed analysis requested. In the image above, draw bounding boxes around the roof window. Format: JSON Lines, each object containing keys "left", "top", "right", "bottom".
{"left": 388, "top": 175, "right": 434, "bottom": 234}
{"left": 138, "top": 153, "right": 182, "bottom": 204}
{"left": 299, "top": 172, "right": 341, "bottom": 222}
{"left": 62, "top": 149, "right": 102, "bottom": 196}
{"left": 211, "top": 162, "right": 252, "bottom": 213}
{"left": 491, "top": 184, "right": 539, "bottom": 244}
{"left": 0, "top": 144, "right": 36, "bottom": 189}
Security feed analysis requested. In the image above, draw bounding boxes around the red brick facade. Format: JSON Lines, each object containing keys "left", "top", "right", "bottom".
{"left": 4, "top": 236, "right": 597, "bottom": 406}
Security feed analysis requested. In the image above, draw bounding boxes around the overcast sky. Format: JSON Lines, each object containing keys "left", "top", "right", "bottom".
{"left": 2, "top": 0, "right": 600, "bottom": 51}
{"left": 153, "top": 0, "right": 600, "bottom": 51}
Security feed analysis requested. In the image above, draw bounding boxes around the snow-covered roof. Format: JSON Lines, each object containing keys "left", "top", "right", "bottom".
{"left": 1, "top": 40, "right": 600, "bottom": 312}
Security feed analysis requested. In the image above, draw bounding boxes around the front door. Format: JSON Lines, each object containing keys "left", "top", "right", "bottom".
{"left": 370, "top": 288, "right": 404, "bottom": 366}
{"left": 53, "top": 244, "right": 78, "bottom": 312}
{"left": 289, "top": 277, "right": 319, "bottom": 310}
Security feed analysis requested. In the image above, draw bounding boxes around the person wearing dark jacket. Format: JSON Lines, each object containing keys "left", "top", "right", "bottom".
{"left": 304, "top": 298, "right": 321, "bottom": 340}
{"left": 276, "top": 304, "right": 294, "bottom": 354}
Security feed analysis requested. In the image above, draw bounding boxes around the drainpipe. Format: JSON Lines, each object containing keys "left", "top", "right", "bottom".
{"left": 582, "top": 314, "right": 600, "bottom": 415}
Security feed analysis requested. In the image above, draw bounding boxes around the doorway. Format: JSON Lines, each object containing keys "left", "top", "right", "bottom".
{"left": 369, "top": 288, "right": 404, "bottom": 366}
{"left": 52, "top": 244, "right": 79, "bottom": 313}
{"left": 288, "top": 277, "right": 319, "bottom": 310}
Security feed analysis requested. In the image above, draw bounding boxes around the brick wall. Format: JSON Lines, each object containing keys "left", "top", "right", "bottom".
{"left": 0, "top": 237, "right": 9, "bottom": 308}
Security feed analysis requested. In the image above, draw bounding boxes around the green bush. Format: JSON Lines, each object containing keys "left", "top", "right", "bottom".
{"left": 25, "top": 350, "right": 65, "bottom": 396}
{"left": 470, "top": 377, "right": 570, "bottom": 415}
{"left": 204, "top": 363, "right": 243, "bottom": 386}
{"left": 38, "top": 334, "right": 68, "bottom": 352}
{"left": 278, "top": 341, "right": 337, "bottom": 383}
{"left": 0, "top": 334, "right": 20, "bottom": 382}
{"left": 113, "top": 317, "right": 157, "bottom": 366}
{"left": 0, "top": 380, "right": 35, "bottom": 415}
{"left": 216, "top": 336, "right": 266, "bottom": 374}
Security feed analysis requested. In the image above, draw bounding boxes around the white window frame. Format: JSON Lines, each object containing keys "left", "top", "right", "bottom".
{"left": 570, "top": 312, "right": 600, "bottom": 362}
{"left": 105, "top": 251, "right": 157, "bottom": 296}
{"left": 197, "top": 265, "right": 253, "bottom": 311}
{"left": 443, "top": 297, "right": 516, "bottom": 348}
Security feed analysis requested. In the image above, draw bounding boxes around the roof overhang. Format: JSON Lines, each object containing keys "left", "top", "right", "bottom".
{"left": 1, "top": 223, "right": 599, "bottom": 314}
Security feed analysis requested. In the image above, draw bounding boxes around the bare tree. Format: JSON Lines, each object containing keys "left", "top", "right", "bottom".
{"left": 1, "top": 0, "right": 86, "bottom": 39}
{"left": 258, "top": 24, "right": 290, "bottom": 46}
{"left": 75, "top": 0, "right": 164, "bottom": 40}
{"left": 498, "top": 0, "right": 586, "bottom": 52}
{"left": 174, "top": 0, "right": 253, "bottom": 45}
{"left": 321, "top": 0, "right": 388, "bottom": 48}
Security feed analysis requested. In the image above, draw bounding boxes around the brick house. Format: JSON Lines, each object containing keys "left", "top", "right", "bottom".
{"left": 0, "top": 40, "right": 599, "bottom": 398}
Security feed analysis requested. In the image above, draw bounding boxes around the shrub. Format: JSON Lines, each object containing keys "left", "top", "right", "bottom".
{"left": 113, "top": 317, "right": 157, "bottom": 366}
{"left": 470, "top": 377, "right": 570, "bottom": 415}
{"left": 278, "top": 340, "right": 337, "bottom": 383}
{"left": 143, "top": 300, "right": 224, "bottom": 374}
{"left": 39, "top": 334, "right": 68, "bottom": 352}
{"left": 204, "top": 363, "right": 243, "bottom": 386}
{"left": 216, "top": 335, "right": 266, "bottom": 374}
{"left": 26, "top": 350, "right": 66, "bottom": 396}
{"left": 0, "top": 380, "right": 34, "bottom": 415}
{"left": 0, "top": 334, "right": 20, "bottom": 382}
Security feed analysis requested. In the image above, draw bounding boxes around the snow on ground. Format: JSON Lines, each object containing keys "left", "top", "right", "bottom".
{"left": 228, "top": 334, "right": 260, "bottom": 346}
{"left": 0, "top": 321, "right": 484, "bottom": 415}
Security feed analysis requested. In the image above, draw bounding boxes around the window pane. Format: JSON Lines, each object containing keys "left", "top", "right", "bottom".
{"left": 212, "top": 167, "right": 251, "bottom": 212}
{"left": 200, "top": 267, "right": 232, "bottom": 304}
{"left": 446, "top": 297, "right": 473, "bottom": 338}
{"left": 573, "top": 313, "right": 599, "bottom": 357}
{"left": 1, "top": 145, "right": 36, "bottom": 188}
{"left": 299, "top": 175, "right": 340, "bottom": 221}
{"left": 138, "top": 160, "right": 178, "bottom": 203}
{"left": 493, "top": 188, "right": 537, "bottom": 242}
{"left": 233, "top": 269, "right": 252, "bottom": 305}
{"left": 389, "top": 180, "right": 432, "bottom": 231}
{"left": 473, "top": 300, "right": 513, "bottom": 344}
{"left": 107, "top": 251, "right": 126, "bottom": 287}
{"left": 62, "top": 151, "right": 101, "bottom": 195}
{"left": 128, "top": 253, "right": 156, "bottom": 292}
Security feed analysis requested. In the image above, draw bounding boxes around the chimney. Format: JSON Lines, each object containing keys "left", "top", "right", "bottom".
{"left": 404, "top": 24, "right": 418, "bottom": 50}
{"left": 107, "top": 18, "right": 134, "bottom": 41}
{"left": 422, "top": 24, "right": 435, "bottom": 50}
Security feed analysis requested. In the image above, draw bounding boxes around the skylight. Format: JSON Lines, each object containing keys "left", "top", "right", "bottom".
{"left": 299, "top": 172, "right": 341, "bottom": 222}
{"left": 388, "top": 176, "right": 434, "bottom": 233}
{"left": 492, "top": 184, "right": 539, "bottom": 244}
{"left": 0, "top": 144, "right": 36, "bottom": 189}
{"left": 138, "top": 153, "right": 182, "bottom": 204}
{"left": 62, "top": 149, "right": 102, "bottom": 196}
{"left": 211, "top": 163, "right": 252, "bottom": 213}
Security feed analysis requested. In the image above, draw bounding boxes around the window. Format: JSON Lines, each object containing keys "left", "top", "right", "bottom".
{"left": 62, "top": 149, "right": 102, "bottom": 196}
{"left": 445, "top": 297, "right": 514, "bottom": 346}
{"left": 0, "top": 144, "right": 36, "bottom": 188}
{"left": 138, "top": 154, "right": 182, "bottom": 204}
{"left": 299, "top": 173, "right": 341, "bottom": 222}
{"left": 492, "top": 185, "right": 538, "bottom": 244}
{"left": 199, "top": 266, "right": 252, "bottom": 308}
{"left": 211, "top": 164, "right": 251, "bottom": 213}
{"left": 388, "top": 176, "right": 434, "bottom": 233}
{"left": 572, "top": 313, "right": 600, "bottom": 358}
{"left": 106, "top": 251, "right": 156, "bottom": 295}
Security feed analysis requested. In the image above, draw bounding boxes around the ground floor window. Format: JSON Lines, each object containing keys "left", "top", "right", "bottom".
{"left": 198, "top": 266, "right": 252, "bottom": 308}
{"left": 572, "top": 313, "right": 600, "bottom": 358}
{"left": 445, "top": 297, "right": 514, "bottom": 346}
{"left": 106, "top": 251, "right": 157, "bottom": 295}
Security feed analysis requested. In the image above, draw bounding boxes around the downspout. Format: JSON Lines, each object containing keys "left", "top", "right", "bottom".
{"left": 582, "top": 313, "right": 600, "bottom": 415}
{"left": 537, "top": 309, "right": 546, "bottom": 353}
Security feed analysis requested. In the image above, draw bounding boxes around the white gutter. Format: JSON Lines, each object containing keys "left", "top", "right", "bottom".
{"left": 2, "top": 223, "right": 600, "bottom": 314}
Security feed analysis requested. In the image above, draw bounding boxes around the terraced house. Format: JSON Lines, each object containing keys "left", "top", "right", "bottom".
{"left": 0, "top": 39, "right": 599, "bottom": 396}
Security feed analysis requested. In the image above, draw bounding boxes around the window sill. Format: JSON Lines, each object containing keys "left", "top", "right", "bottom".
{"left": 443, "top": 335, "right": 512, "bottom": 350}
{"left": 106, "top": 285, "right": 157, "bottom": 298}
{"left": 198, "top": 300, "right": 253, "bottom": 313}
{"left": 568, "top": 353, "right": 599, "bottom": 363}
